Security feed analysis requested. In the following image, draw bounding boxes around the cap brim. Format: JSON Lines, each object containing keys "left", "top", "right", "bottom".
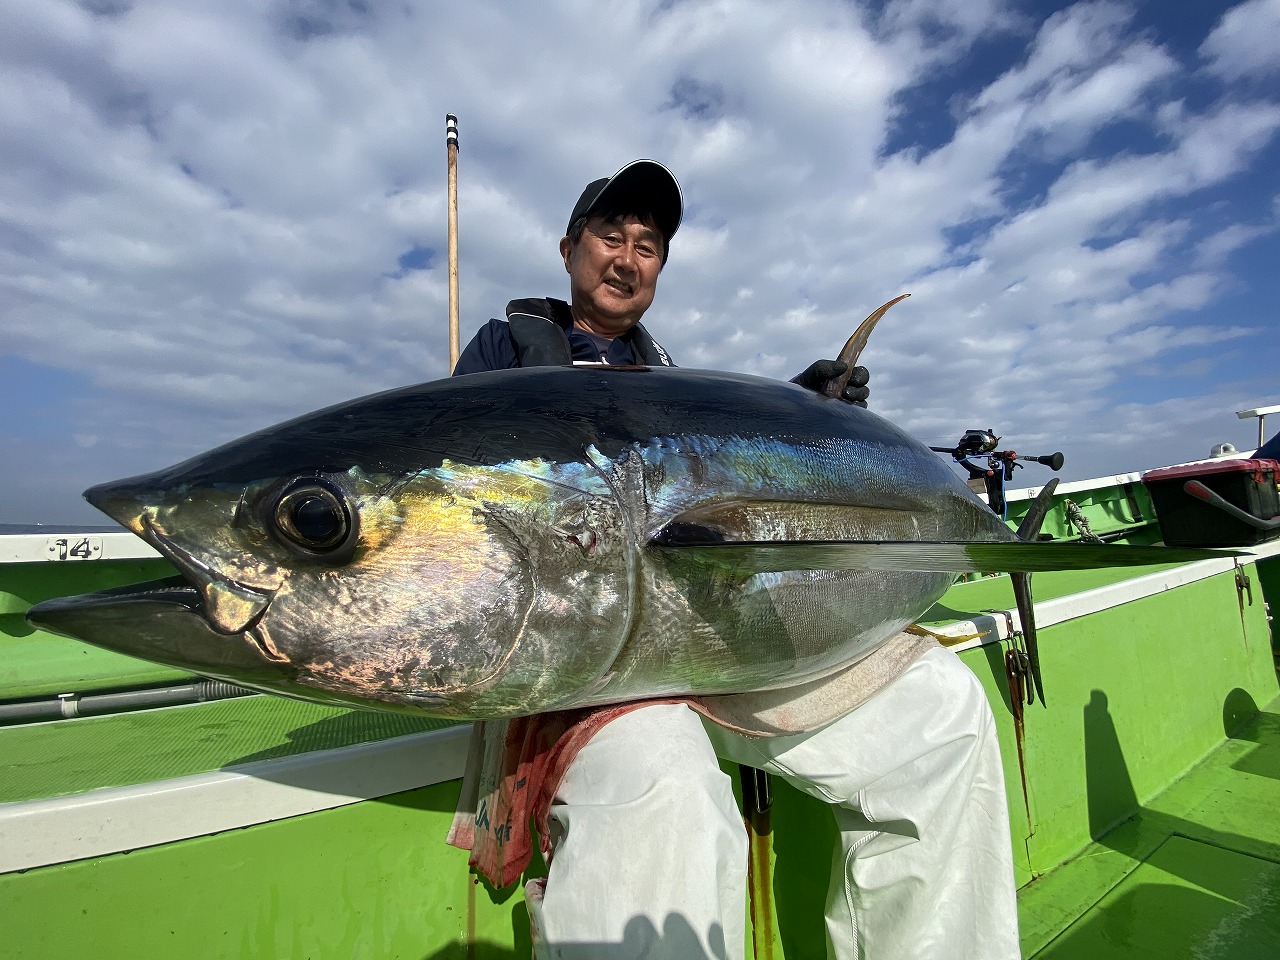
{"left": 577, "top": 160, "right": 683, "bottom": 245}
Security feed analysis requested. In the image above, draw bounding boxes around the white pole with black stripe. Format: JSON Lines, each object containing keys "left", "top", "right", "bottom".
{"left": 446, "top": 113, "right": 461, "bottom": 372}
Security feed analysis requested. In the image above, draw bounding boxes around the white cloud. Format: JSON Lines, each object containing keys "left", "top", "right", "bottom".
{"left": 1201, "top": 0, "right": 1280, "bottom": 81}
{"left": 1195, "top": 219, "right": 1278, "bottom": 266}
{"left": 972, "top": 1, "right": 1137, "bottom": 112}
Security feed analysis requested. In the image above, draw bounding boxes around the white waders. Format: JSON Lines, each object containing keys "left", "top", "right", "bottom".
{"left": 526, "top": 646, "right": 1022, "bottom": 959}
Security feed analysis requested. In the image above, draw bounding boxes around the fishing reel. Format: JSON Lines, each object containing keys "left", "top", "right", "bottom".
{"left": 931, "top": 429, "right": 1064, "bottom": 518}
{"left": 950, "top": 429, "right": 1001, "bottom": 459}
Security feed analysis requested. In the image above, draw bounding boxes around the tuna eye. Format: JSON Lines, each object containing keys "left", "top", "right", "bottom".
{"left": 291, "top": 495, "right": 342, "bottom": 543}
{"left": 272, "top": 483, "right": 352, "bottom": 554}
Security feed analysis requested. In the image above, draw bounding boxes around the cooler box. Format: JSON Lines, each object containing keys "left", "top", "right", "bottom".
{"left": 1142, "top": 458, "right": 1280, "bottom": 547}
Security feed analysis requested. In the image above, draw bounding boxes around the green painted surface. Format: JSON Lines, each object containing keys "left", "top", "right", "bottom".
{"left": 0, "top": 630, "right": 195, "bottom": 700}
{"left": 0, "top": 753, "right": 827, "bottom": 960}
{"left": 0, "top": 696, "right": 457, "bottom": 803}
{"left": 0, "top": 558, "right": 173, "bottom": 612}
{"left": 920, "top": 558, "right": 1189, "bottom": 629}
{"left": 1256, "top": 557, "right": 1280, "bottom": 656}
{"left": 1021, "top": 701, "right": 1280, "bottom": 958}
{"left": 1, "top": 558, "right": 192, "bottom": 699}
{"left": 956, "top": 558, "right": 1278, "bottom": 894}
{"left": 1005, "top": 481, "right": 1156, "bottom": 543}
{"left": 0, "top": 559, "right": 170, "bottom": 614}
{"left": 1034, "top": 836, "right": 1280, "bottom": 958}
{"left": 0, "top": 779, "right": 538, "bottom": 960}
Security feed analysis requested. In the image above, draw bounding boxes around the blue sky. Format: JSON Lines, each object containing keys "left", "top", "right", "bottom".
{"left": 2, "top": 0, "right": 1278, "bottom": 524}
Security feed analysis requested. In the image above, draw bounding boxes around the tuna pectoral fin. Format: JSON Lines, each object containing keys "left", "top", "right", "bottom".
{"left": 652, "top": 539, "right": 1239, "bottom": 575}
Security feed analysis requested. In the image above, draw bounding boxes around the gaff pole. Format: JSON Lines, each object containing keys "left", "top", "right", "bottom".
{"left": 446, "top": 113, "right": 460, "bottom": 372}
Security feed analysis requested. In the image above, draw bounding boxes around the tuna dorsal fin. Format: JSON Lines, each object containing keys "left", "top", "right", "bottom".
{"left": 823, "top": 294, "right": 910, "bottom": 398}
{"left": 650, "top": 539, "right": 1237, "bottom": 575}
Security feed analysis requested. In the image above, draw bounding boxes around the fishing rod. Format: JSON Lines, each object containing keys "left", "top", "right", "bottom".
{"left": 447, "top": 113, "right": 461, "bottom": 372}
{"left": 931, "top": 429, "right": 1064, "bottom": 710}
{"left": 931, "top": 429, "right": 1064, "bottom": 519}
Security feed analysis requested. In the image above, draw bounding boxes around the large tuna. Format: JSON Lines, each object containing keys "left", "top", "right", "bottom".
{"left": 27, "top": 365, "right": 1218, "bottom": 718}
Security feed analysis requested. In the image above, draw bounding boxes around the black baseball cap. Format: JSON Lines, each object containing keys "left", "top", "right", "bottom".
{"left": 566, "top": 160, "right": 683, "bottom": 258}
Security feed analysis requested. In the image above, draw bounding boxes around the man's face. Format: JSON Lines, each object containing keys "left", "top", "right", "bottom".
{"left": 560, "top": 214, "right": 664, "bottom": 337}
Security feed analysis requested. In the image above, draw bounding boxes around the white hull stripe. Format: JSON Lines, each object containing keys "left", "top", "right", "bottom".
{"left": 0, "top": 723, "right": 472, "bottom": 873}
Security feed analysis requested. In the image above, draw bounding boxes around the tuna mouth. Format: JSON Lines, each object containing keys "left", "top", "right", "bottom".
{"left": 79, "top": 480, "right": 279, "bottom": 638}
{"left": 25, "top": 579, "right": 353, "bottom": 708}
{"left": 139, "top": 516, "right": 279, "bottom": 637}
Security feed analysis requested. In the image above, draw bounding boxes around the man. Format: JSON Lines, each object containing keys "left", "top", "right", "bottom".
{"left": 454, "top": 160, "right": 678, "bottom": 374}
{"left": 452, "top": 160, "right": 1020, "bottom": 960}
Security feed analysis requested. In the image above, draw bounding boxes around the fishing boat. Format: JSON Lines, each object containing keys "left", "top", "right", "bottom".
{"left": 3, "top": 410, "right": 1278, "bottom": 959}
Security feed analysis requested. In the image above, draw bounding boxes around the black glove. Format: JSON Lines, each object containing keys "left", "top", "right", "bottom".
{"left": 791, "top": 359, "right": 870, "bottom": 407}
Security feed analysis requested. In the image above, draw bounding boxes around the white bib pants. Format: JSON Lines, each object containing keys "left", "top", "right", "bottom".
{"left": 527, "top": 646, "right": 1022, "bottom": 959}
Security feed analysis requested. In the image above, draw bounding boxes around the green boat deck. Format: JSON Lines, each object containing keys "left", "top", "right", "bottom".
{"left": 3, "top": 513, "right": 1280, "bottom": 957}
{"left": 1021, "top": 699, "right": 1280, "bottom": 958}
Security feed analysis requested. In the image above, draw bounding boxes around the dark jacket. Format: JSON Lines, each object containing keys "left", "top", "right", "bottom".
{"left": 453, "top": 298, "right": 675, "bottom": 375}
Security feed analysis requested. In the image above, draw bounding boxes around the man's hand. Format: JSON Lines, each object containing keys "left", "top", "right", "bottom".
{"left": 791, "top": 359, "right": 871, "bottom": 407}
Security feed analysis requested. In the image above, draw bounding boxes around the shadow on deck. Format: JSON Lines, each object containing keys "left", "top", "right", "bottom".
{"left": 1020, "top": 692, "right": 1280, "bottom": 958}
